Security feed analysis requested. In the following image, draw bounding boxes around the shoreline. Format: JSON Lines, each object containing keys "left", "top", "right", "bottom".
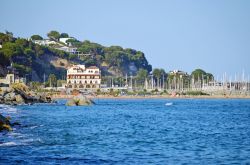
{"left": 52, "top": 94, "right": 250, "bottom": 100}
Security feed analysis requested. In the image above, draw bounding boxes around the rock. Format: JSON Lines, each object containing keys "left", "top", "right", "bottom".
{"left": 66, "top": 95, "right": 94, "bottom": 106}
{"left": 4, "top": 92, "right": 16, "bottom": 102}
{"left": 0, "top": 114, "right": 12, "bottom": 132}
{"left": 0, "top": 84, "right": 53, "bottom": 105}
{"left": 15, "top": 94, "right": 25, "bottom": 104}
{"left": 0, "top": 87, "right": 13, "bottom": 96}
{"left": 37, "top": 93, "right": 52, "bottom": 103}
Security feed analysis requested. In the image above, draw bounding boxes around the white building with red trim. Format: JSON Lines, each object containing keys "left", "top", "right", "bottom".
{"left": 66, "top": 65, "right": 101, "bottom": 89}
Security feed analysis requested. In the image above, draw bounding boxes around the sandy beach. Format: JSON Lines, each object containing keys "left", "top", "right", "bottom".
{"left": 52, "top": 94, "right": 250, "bottom": 100}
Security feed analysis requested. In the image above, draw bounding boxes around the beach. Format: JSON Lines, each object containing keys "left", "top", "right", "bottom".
{"left": 52, "top": 94, "right": 250, "bottom": 100}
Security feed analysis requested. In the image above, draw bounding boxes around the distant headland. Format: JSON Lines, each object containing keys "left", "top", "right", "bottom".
{"left": 0, "top": 30, "right": 249, "bottom": 99}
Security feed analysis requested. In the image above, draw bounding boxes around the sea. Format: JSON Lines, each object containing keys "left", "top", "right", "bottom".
{"left": 0, "top": 99, "right": 250, "bottom": 164}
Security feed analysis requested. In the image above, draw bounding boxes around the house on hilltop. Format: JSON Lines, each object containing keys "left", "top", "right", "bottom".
{"left": 59, "top": 37, "right": 74, "bottom": 45}
{"left": 32, "top": 39, "right": 57, "bottom": 46}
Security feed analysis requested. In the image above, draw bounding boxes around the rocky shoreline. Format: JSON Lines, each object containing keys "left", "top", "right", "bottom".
{"left": 0, "top": 83, "right": 53, "bottom": 132}
{"left": 0, "top": 84, "right": 53, "bottom": 106}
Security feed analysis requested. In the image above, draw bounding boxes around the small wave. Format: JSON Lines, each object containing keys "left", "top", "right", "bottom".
{"left": 29, "top": 126, "right": 39, "bottom": 129}
{"left": 0, "top": 142, "right": 18, "bottom": 147}
{"left": 29, "top": 124, "right": 44, "bottom": 129}
{"left": 165, "top": 102, "right": 173, "bottom": 106}
{"left": 22, "top": 138, "right": 43, "bottom": 143}
{"left": 0, "top": 105, "right": 18, "bottom": 114}
{"left": 0, "top": 137, "right": 43, "bottom": 147}
{"left": 8, "top": 132, "right": 26, "bottom": 138}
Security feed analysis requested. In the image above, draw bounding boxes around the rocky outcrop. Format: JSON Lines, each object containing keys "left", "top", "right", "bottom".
{"left": 0, "top": 114, "right": 12, "bottom": 131}
{"left": 66, "top": 95, "right": 94, "bottom": 106}
{"left": 0, "top": 83, "right": 53, "bottom": 105}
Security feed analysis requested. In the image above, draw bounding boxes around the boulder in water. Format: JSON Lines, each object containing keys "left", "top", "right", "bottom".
{"left": 0, "top": 114, "right": 12, "bottom": 132}
{"left": 66, "top": 95, "right": 94, "bottom": 106}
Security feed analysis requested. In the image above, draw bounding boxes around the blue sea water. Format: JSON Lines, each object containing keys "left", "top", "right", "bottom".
{"left": 0, "top": 99, "right": 250, "bottom": 164}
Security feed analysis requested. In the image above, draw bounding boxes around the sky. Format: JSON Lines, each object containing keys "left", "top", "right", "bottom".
{"left": 1, "top": 0, "right": 250, "bottom": 79}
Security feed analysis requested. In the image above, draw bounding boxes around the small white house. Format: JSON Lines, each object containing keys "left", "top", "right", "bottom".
{"left": 56, "top": 46, "right": 78, "bottom": 54}
{"left": 59, "top": 38, "right": 74, "bottom": 45}
{"left": 33, "top": 39, "right": 57, "bottom": 46}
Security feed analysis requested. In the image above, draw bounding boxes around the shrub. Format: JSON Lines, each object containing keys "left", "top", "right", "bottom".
{"left": 186, "top": 91, "right": 209, "bottom": 96}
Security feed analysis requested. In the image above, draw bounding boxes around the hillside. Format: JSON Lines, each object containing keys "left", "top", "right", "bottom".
{"left": 0, "top": 31, "right": 152, "bottom": 81}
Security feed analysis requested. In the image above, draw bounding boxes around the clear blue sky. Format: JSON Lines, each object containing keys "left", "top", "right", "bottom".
{"left": 1, "top": 0, "right": 250, "bottom": 78}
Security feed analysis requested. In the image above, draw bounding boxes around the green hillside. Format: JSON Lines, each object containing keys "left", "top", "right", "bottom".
{"left": 0, "top": 31, "right": 152, "bottom": 81}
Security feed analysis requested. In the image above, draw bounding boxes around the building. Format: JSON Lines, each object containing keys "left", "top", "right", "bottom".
{"left": 0, "top": 74, "right": 25, "bottom": 86}
{"left": 56, "top": 46, "right": 78, "bottom": 54}
{"left": 32, "top": 39, "right": 57, "bottom": 46}
{"left": 59, "top": 37, "right": 74, "bottom": 45}
{"left": 66, "top": 65, "right": 101, "bottom": 89}
{"left": 169, "top": 70, "right": 188, "bottom": 76}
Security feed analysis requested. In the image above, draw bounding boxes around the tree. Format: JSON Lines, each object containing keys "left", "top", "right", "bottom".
{"left": 105, "top": 51, "right": 129, "bottom": 68}
{"left": 47, "top": 30, "right": 60, "bottom": 41}
{"left": 0, "top": 32, "right": 13, "bottom": 44}
{"left": 60, "top": 33, "right": 69, "bottom": 38}
{"left": 0, "top": 50, "right": 9, "bottom": 66}
{"left": 160, "top": 69, "right": 166, "bottom": 89}
{"left": 24, "top": 48, "right": 35, "bottom": 58}
{"left": 66, "top": 38, "right": 81, "bottom": 47}
{"left": 48, "top": 74, "right": 57, "bottom": 87}
{"left": 191, "top": 69, "right": 206, "bottom": 81}
{"left": 31, "top": 35, "right": 43, "bottom": 40}
{"left": 206, "top": 73, "right": 214, "bottom": 81}
{"left": 136, "top": 68, "right": 148, "bottom": 88}
{"left": 15, "top": 38, "right": 29, "bottom": 48}
{"left": 2, "top": 42, "right": 21, "bottom": 59}
{"left": 5, "top": 30, "right": 14, "bottom": 42}
{"left": 191, "top": 69, "right": 214, "bottom": 85}
{"left": 153, "top": 68, "right": 161, "bottom": 88}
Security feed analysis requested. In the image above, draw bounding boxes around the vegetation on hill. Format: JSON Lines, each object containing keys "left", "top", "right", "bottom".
{"left": 0, "top": 30, "right": 152, "bottom": 82}
{"left": 0, "top": 30, "right": 214, "bottom": 90}
{"left": 0, "top": 31, "right": 70, "bottom": 81}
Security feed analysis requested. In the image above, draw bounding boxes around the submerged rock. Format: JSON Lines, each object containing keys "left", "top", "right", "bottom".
{"left": 66, "top": 95, "right": 94, "bottom": 106}
{"left": 0, "top": 114, "right": 12, "bottom": 132}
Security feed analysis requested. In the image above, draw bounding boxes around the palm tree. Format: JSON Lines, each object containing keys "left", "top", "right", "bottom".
{"left": 153, "top": 68, "right": 161, "bottom": 89}
{"left": 136, "top": 69, "right": 148, "bottom": 89}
